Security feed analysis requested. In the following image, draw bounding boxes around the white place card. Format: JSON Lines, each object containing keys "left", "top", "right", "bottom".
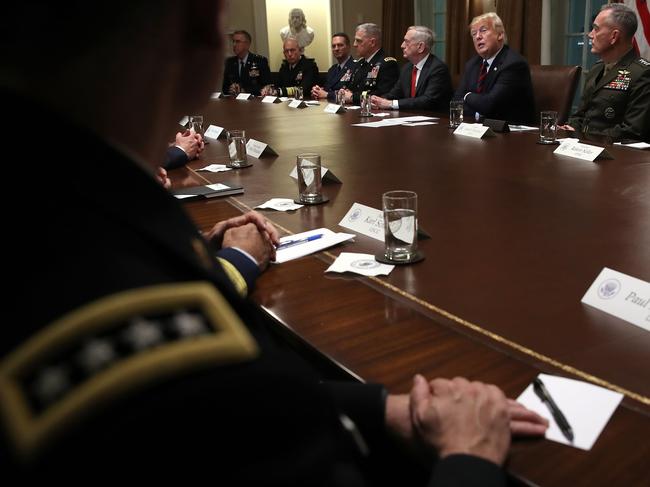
{"left": 210, "top": 92, "right": 222, "bottom": 99}
{"left": 581, "top": 267, "right": 650, "bottom": 331}
{"left": 326, "top": 253, "right": 394, "bottom": 277}
{"left": 453, "top": 122, "right": 496, "bottom": 139}
{"left": 517, "top": 374, "right": 623, "bottom": 451}
{"left": 204, "top": 124, "right": 224, "bottom": 140}
{"left": 554, "top": 140, "right": 612, "bottom": 161}
{"left": 324, "top": 103, "right": 345, "bottom": 114}
{"left": 338, "top": 203, "right": 385, "bottom": 242}
{"left": 236, "top": 93, "right": 253, "bottom": 100}
{"left": 289, "top": 165, "right": 341, "bottom": 183}
{"left": 178, "top": 116, "right": 189, "bottom": 127}
{"left": 246, "top": 138, "right": 278, "bottom": 159}
{"left": 256, "top": 198, "right": 303, "bottom": 211}
{"left": 262, "top": 96, "right": 281, "bottom": 103}
{"left": 288, "top": 99, "right": 307, "bottom": 108}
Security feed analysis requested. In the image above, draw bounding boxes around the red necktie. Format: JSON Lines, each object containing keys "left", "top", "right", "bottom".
{"left": 410, "top": 65, "right": 418, "bottom": 97}
{"left": 476, "top": 60, "right": 488, "bottom": 93}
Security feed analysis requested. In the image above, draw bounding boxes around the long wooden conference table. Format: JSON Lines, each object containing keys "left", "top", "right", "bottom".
{"left": 171, "top": 97, "right": 650, "bottom": 486}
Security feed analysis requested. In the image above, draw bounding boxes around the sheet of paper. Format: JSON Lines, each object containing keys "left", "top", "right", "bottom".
{"left": 509, "top": 124, "right": 539, "bottom": 132}
{"left": 196, "top": 164, "right": 232, "bottom": 173}
{"left": 614, "top": 141, "right": 650, "bottom": 149}
{"left": 403, "top": 121, "right": 437, "bottom": 126}
{"left": 173, "top": 194, "right": 195, "bottom": 200}
{"left": 274, "top": 228, "right": 355, "bottom": 264}
{"left": 256, "top": 198, "right": 303, "bottom": 211}
{"left": 326, "top": 252, "right": 394, "bottom": 276}
{"left": 516, "top": 374, "right": 623, "bottom": 450}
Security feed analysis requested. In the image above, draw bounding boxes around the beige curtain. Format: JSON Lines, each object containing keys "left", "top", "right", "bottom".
{"left": 381, "top": 0, "right": 414, "bottom": 63}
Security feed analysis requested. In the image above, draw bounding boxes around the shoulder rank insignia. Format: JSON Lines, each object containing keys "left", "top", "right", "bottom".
{"left": 605, "top": 69, "right": 631, "bottom": 91}
{"left": 0, "top": 282, "right": 258, "bottom": 461}
{"left": 384, "top": 57, "right": 397, "bottom": 62}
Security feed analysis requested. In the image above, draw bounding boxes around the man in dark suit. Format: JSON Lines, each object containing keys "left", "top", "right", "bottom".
{"left": 0, "top": 1, "right": 546, "bottom": 485}
{"left": 222, "top": 30, "right": 271, "bottom": 96}
{"left": 341, "top": 23, "right": 400, "bottom": 105}
{"left": 262, "top": 37, "right": 319, "bottom": 98}
{"left": 311, "top": 32, "right": 356, "bottom": 102}
{"left": 454, "top": 13, "right": 535, "bottom": 125}
{"left": 371, "top": 26, "right": 452, "bottom": 111}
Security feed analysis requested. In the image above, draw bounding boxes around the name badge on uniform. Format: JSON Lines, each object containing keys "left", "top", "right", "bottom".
{"left": 605, "top": 69, "right": 631, "bottom": 91}
{"left": 296, "top": 71, "right": 303, "bottom": 82}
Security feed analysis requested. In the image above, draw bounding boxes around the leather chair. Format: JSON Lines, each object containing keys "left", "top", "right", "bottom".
{"left": 529, "top": 65, "right": 582, "bottom": 124}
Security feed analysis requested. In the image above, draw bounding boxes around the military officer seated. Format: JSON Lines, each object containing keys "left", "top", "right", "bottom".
{"left": 222, "top": 30, "right": 271, "bottom": 96}
{"left": 562, "top": 4, "right": 650, "bottom": 142}
{"left": 340, "top": 23, "right": 400, "bottom": 105}
{"left": 261, "top": 37, "right": 319, "bottom": 98}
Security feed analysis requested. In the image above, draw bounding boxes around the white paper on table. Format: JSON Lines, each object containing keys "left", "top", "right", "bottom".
{"left": 614, "top": 141, "right": 650, "bottom": 149}
{"left": 352, "top": 121, "right": 389, "bottom": 128}
{"left": 516, "top": 373, "right": 623, "bottom": 451}
{"left": 508, "top": 124, "right": 539, "bottom": 132}
{"left": 346, "top": 106, "right": 361, "bottom": 110}
{"left": 304, "top": 100, "right": 320, "bottom": 106}
{"left": 173, "top": 194, "right": 195, "bottom": 200}
{"left": 274, "top": 228, "right": 355, "bottom": 264}
{"left": 256, "top": 198, "right": 303, "bottom": 211}
{"left": 196, "top": 164, "right": 232, "bottom": 173}
{"left": 372, "top": 112, "right": 391, "bottom": 117}
{"left": 326, "top": 252, "right": 394, "bottom": 276}
{"left": 402, "top": 121, "right": 437, "bottom": 126}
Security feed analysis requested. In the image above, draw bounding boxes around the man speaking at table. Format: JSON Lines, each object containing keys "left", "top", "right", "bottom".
{"left": 454, "top": 12, "right": 535, "bottom": 125}
{"left": 371, "top": 26, "right": 452, "bottom": 111}
{"left": 0, "top": 1, "right": 546, "bottom": 485}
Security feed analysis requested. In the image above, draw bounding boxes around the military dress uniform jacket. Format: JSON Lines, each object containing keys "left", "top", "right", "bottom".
{"left": 324, "top": 56, "right": 356, "bottom": 102}
{"left": 346, "top": 48, "right": 400, "bottom": 104}
{"left": 277, "top": 55, "right": 319, "bottom": 97}
{"left": 568, "top": 49, "right": 650, "bottom": 142}
{"left": 455, "top": 45, "right": 535, "bottom": 125}
{"left": 1, "top": 90, "right": 508, "bottom": 487}
{"left": 222, "top": 52, "right": 271, "bottom": 96}
{"left": 384, "top": 54, "right": 453, "bottom": 111}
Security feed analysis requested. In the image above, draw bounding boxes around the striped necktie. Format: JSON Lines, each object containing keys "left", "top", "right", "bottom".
{"left": 477, "top": 60, "right": 488, "bottom": 93}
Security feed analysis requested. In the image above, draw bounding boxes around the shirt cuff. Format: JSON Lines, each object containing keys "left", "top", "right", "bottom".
{"left": 463, "top": 92, "right": 471, "bottom": 102}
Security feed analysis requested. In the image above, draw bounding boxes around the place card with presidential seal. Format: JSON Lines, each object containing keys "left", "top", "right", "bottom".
{"left": 553, "top": 139, "right": 613, "bottom": 162}
{"left": 245, "top": 138, "right": 278, "bottom": 159}
{"left": 453, "top": 122, "right": 496, "bottom": 139}
{"left": 581, "top": 267, "right": 650, "bottom": 331}
{"left": 326, "top": 252, "right": 394, "bottom": 277}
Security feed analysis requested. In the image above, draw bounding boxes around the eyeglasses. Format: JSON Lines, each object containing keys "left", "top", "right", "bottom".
{"left": 470, "top": 26, "right": 490, "bottom": 38}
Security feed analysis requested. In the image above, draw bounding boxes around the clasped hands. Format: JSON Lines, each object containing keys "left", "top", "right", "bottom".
{"left": 203, "top": 211, "right": 280, "bottom": 271}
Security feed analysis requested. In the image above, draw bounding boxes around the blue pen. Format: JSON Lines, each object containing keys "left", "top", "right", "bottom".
{"left": 277, "top": 233, "right": 323, "bottom": 250}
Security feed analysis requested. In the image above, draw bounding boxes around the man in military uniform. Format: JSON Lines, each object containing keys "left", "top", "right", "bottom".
{"left": 564, "top": 3, "right": 650, "bottom": 142}
{"left": 341, "top": 23, "right": 400, "bottom": 105}
{"left": 0, "top": 1, "right": 547, "bottom": 485}
{"left": 311, "top": 32, "right": 356, "bottom": 102}
{"left": 222, "top": 30, "right": 271, "bottom": 96}
{"left": 262, "top": 37, "right": 319, "bottom": 98}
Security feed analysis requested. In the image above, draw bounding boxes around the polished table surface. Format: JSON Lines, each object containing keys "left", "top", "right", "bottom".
{"left": 173, "top": 98, "right": 650, "bottom": 486}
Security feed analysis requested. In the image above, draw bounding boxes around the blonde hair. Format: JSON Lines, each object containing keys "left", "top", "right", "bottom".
{"left": 470, "top": 12, "right": 507, "bottom": 43}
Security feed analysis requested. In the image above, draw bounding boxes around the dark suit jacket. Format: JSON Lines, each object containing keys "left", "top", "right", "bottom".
{"left": 163, "top": 145, "right": 189, "bottom": 170}
{"left": 385, "top": 54, "right": 453, "bottom": 111}
{"left": 222, "top": 52, "right": 271, "bottom": 96}
{"left": 1, "top": 89, "right": 507, "bottom": 487}
{"left": 324, "top": 56, "right": 356, "bottom": 102}
{"left": 455, "top": 45, "right": 535, "bottom": 125}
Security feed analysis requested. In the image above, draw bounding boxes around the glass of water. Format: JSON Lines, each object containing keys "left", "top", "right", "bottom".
{"left": 449, "top": 100, "right": 464, "bottom": 128}
{"left": 360, "top": 91, "right": 372, "bottom": 116}
{"left": 296, "top": 153, "right": 323, "bottom": 204}
{"left": 382, "top": 190, "right": 418, "bottom": 262}
{"left": 539, "top": 110, "right": 558, "bottom": 144}
{"left": 227, "top": 130, "right": 247, "bottom": 167}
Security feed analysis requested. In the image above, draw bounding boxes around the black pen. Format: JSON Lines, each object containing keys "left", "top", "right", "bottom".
{"left": 533, "top": 377, "right": 574, "bottom": 442}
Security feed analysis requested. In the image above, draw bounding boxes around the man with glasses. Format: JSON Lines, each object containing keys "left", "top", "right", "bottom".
{"left": 563, "top": 3, "right": 650, "bottom": 142}
{"left": 454, "top": 13, "right": 534, "bottom": 124}
{"left": 371, "top": 26, "right": 452, "bottom": 111}
{"left": 222, "top": 30, "right": 271, "bottom": 96}
{"left": 261, "top": 36, "right": 319, "bottom": 98}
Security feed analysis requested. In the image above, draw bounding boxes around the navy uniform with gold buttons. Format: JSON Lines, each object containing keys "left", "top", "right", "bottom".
{"left": 276, "top": 55, "right": 319, "bottom": 97}
{"left": 346, "top": 49, "right": 399, "bottom": 105}
{"left": 568, "top": 49, "right": 650, "bottom": 142}
{"left": 222, "top": 52, "right": 271, "bottom": 96}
